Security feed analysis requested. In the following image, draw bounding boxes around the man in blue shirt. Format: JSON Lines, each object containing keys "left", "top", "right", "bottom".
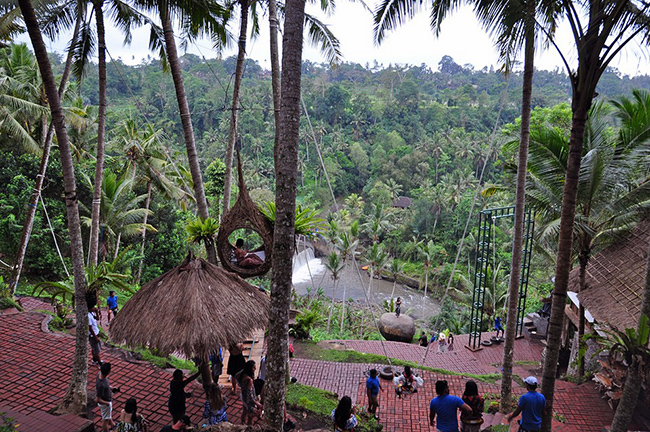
{"left": 366, "top": 368, "right": 382, "bottom": 420}
{"left": 106, "top": 291, "right": 118, "bottom": 324}
{"left": 507, "top": 376, "right": 547, "bottom": 431}
{"left": 429, "top": 380, "right": 472, "bottom": 432}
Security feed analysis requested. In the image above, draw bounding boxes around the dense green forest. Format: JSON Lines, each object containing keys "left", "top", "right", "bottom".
{"left": 2, "top": 43, "right": 649, "bottom": 322}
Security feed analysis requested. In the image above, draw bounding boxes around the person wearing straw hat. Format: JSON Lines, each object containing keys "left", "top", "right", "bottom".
{"left": 507, "top": 376, "right": 546, "bottom": 432}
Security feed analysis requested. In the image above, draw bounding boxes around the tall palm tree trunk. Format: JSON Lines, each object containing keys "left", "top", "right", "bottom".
{"left": 610, "top": 240, "right": 650, "bottom": 431}
{"left": 135, "top": 181, "right": 152, "bottom": 284}
{"left": 88, "top": 0, "right": 108, "bottom": 267}
{"left": 268, "top": 0, "right": 281, "bottom": 146}
{"left": 500, "top": 14, "right": 534, "bottom": 410}
{"left": 222, "top": 0, "right": 250, "bottom": 214}
{"left": 265, "top": 0, "right": 305, "bottom": 426}
{"left": 159, "top": 3, "right": 215, "bottom": 264}
{"left": 327, "top": 277, "right": 339, "bottom": 332}
{"left": 18, "top": 0, "right": 89, "bottom": 414}
{"left": 540, "top": 104, "right": 590, "bottom": 432}
{"left": 10, "top": 13, "right": 81, "bottom": 295}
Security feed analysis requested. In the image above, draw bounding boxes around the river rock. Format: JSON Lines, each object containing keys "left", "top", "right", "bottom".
{"left": 378, "top": 313, "right": 415, "bottom": 342}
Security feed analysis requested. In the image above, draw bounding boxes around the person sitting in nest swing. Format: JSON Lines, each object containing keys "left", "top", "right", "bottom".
{"left": 234, "top": 238, "right": 264, "bottom": 268}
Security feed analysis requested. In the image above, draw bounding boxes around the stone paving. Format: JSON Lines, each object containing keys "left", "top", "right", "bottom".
{"left": 2, "top": 298, "right": 617, "bottom": 431}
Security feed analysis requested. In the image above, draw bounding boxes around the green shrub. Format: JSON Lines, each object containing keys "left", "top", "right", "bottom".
{"left": 0, "top": 296, "right": 22, "bottom": 311}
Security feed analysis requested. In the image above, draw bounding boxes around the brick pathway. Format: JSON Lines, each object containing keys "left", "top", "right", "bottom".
{"left": 336, "top": 333, "right": 545, "bottom": 376}
{"left": 3, "top": 298, "right": 616, "bottom": 431}
{"left": 0, "top": 309, "right": 257, "bottom": 431}
{"left": 291, "top": 352, "right": 613, "bottom": 431}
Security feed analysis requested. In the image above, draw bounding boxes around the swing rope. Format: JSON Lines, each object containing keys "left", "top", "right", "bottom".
{"left": 420, "top": 81, "right": 509, "bottom": 367}
{"left": 39, "top": 194, "right": 70, "bottom": 278}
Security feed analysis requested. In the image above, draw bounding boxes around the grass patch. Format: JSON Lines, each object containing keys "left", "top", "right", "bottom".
{"left": 286, "top": 383, "right": 382, "bottom": 432}
{"left": 286, "top": 382, "right": 338, "bottom": 418}
{"left": 0, "top": 297, "right": 23, "bottom": 311}
{"left": 125, "top": 347, "right": 197, "bottom": 372}
{"left": 297, "top": 342, "right": 500, "bottom": 383}
{"left": 490, "top": 425, "right": 510, "bottom": 432}
{"left": 514, "top": 360, "right": 539, "bottom": 366}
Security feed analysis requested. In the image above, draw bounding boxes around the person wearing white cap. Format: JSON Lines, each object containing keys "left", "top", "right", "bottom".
{"left": 507, "top": 376, "right": 547, "bottom": 431}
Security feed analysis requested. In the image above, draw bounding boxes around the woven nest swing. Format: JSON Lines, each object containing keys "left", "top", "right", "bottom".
{"left": 217, "top": 152, "right": 274, "bottom": 278}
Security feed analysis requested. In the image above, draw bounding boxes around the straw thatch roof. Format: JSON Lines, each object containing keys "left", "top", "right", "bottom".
{"left": 569, "top": 218, "right": 650, "bottom": 331}
{"left": 110, "top": 257, "right": 269, "bottom": 358}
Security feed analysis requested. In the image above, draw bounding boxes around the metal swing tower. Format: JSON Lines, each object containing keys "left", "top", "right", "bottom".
{"left": 467, "top": 206, "right": 534, "bottom": 351}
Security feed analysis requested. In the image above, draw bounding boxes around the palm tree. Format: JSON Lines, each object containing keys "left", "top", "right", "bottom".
{"left": 417, "top": 240, "right": 440, "bottom": 298}
{"left": 116, "top": 119, "right": 187, "bottom": 283}
{"left": 140, "top": 0, "right": 228, "bottom": 265}
{"left": 366, "top": 242, "right": 388, "bottom": 300}
{"left": 363, "top": 203, "right": 393, "bottom": 245}
{"left": 337, "top": 224, "right": 359, "bottom": 333}
{"left": 523, "top": 100, "right": 650, "bottom": 378}
{"left": 373, "top": 0, "right": 556, "bottom": 407}
{"left": 222, "top": 0, "right": 251, "bottom": 215}
{"left": 265, "top": 0, "right": 306, "bottom": 425}
{"left": 81, "top": 172, "right": 157, "bottom": 260}
{"left": 8, "top": 6, "right": 82, "bottom": 294}
{"left": 325, "top": 250, "right": 344, "bottom": 333}
{"left": 539, "top": 4, "right": 650, "bottom": 429}
{"left": 388, "top": 258, "right": 405, "bottom": 301}
{"left": 17, "top": 0, "right": 89, "bottom": 414}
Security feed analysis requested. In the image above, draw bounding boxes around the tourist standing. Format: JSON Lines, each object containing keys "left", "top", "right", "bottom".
{"left": 168, "top": 369, "right": 200, "bottom": 423}
{"left": 460, "top": 380, "right": 484, "bottom": 432}
{"left": 240, "top": 360, "right": 263, "bottom": 425}
{"left": 332, "top": 396, "right": 358, "bottom": 432}
{"left": 448, "top": 332, "right": 455, "bottom": 351}
{"left": 209, "top": 348, "right": 224, "bottom": 383}
{"left": 227, "top": 342, "right": 246, "bottom": 392}
{"left": 438, "top": 333, "right": 448, "bottom": 353}
{"left": 395, "top": 297, "right": 402, "bottom": 317}
{"left": 507, "top": 376, "right": 546, "bottom": 432}
{"left": 116, "top": 398, "right": 147, "bottom": 432}
{"left": 254, "top": 354, "right": 267, "bottom": 403}
{"left": 429, "top": 380, "right": 472, "bottom": 432}
{"left": 366, "top": 368, "right": 381, "bottom": 419}
{"left": 96, "top": 362, "right": 120, "bottom": 432}
{"left": 106, "top": 291, "right": 118, "bottom": 324}
{"left": 201, "top": 383, "right": 227, "bottom": 426}
{"left": 88, "top": 305, "right": 103, "bottom": 365}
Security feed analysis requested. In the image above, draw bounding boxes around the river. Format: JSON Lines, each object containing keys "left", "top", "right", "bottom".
{"left": 291, "top": 247, "right": 441, "bottom": 322}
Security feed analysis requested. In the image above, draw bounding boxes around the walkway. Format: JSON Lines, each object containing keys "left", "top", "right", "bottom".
{"left": 1, "top": 298, "right": 616, "bottom": 431}
{"left": 336, "top": 332, "right": 545, "bottom": 377}
{"left": 0, "top": 304, "right": 257, "bottom": 431}
{"left": 290, "top": 357, "right": 614, "bottom": 432}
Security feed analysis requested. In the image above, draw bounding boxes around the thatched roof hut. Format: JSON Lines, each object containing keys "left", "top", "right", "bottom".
{"left": 568, "top": 218, "right": 650, "bottom": 330}
{"left": 110, "top": 257, "right": 269, "bottom": 358}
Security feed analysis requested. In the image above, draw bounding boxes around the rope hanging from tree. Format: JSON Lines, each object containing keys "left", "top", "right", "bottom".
{"left": 216, "top": 151, "right": 274, "bottom": 278}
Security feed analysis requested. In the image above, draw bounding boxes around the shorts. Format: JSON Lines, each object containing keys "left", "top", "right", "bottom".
{"left": 99, "top": 402, "right": 112, "bottom": 420}
{"left": 109, "top": 307, "right": 118, "bottom": 316}
{"left": 89, "top": 336, "right": 101, "bottom": 355}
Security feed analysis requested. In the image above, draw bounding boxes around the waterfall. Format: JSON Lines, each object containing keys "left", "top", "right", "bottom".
{"left": 292, "top": 246, "right": 325, "bottom": 285}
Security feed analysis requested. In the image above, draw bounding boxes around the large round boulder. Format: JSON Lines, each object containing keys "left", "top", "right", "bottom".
{"left": 378, "top": 312, "right": 415, "bottom": 342}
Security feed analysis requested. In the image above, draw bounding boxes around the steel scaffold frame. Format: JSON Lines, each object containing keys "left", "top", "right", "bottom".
{"left": 467, "top": 206, "right": 534, "bottom": 350}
